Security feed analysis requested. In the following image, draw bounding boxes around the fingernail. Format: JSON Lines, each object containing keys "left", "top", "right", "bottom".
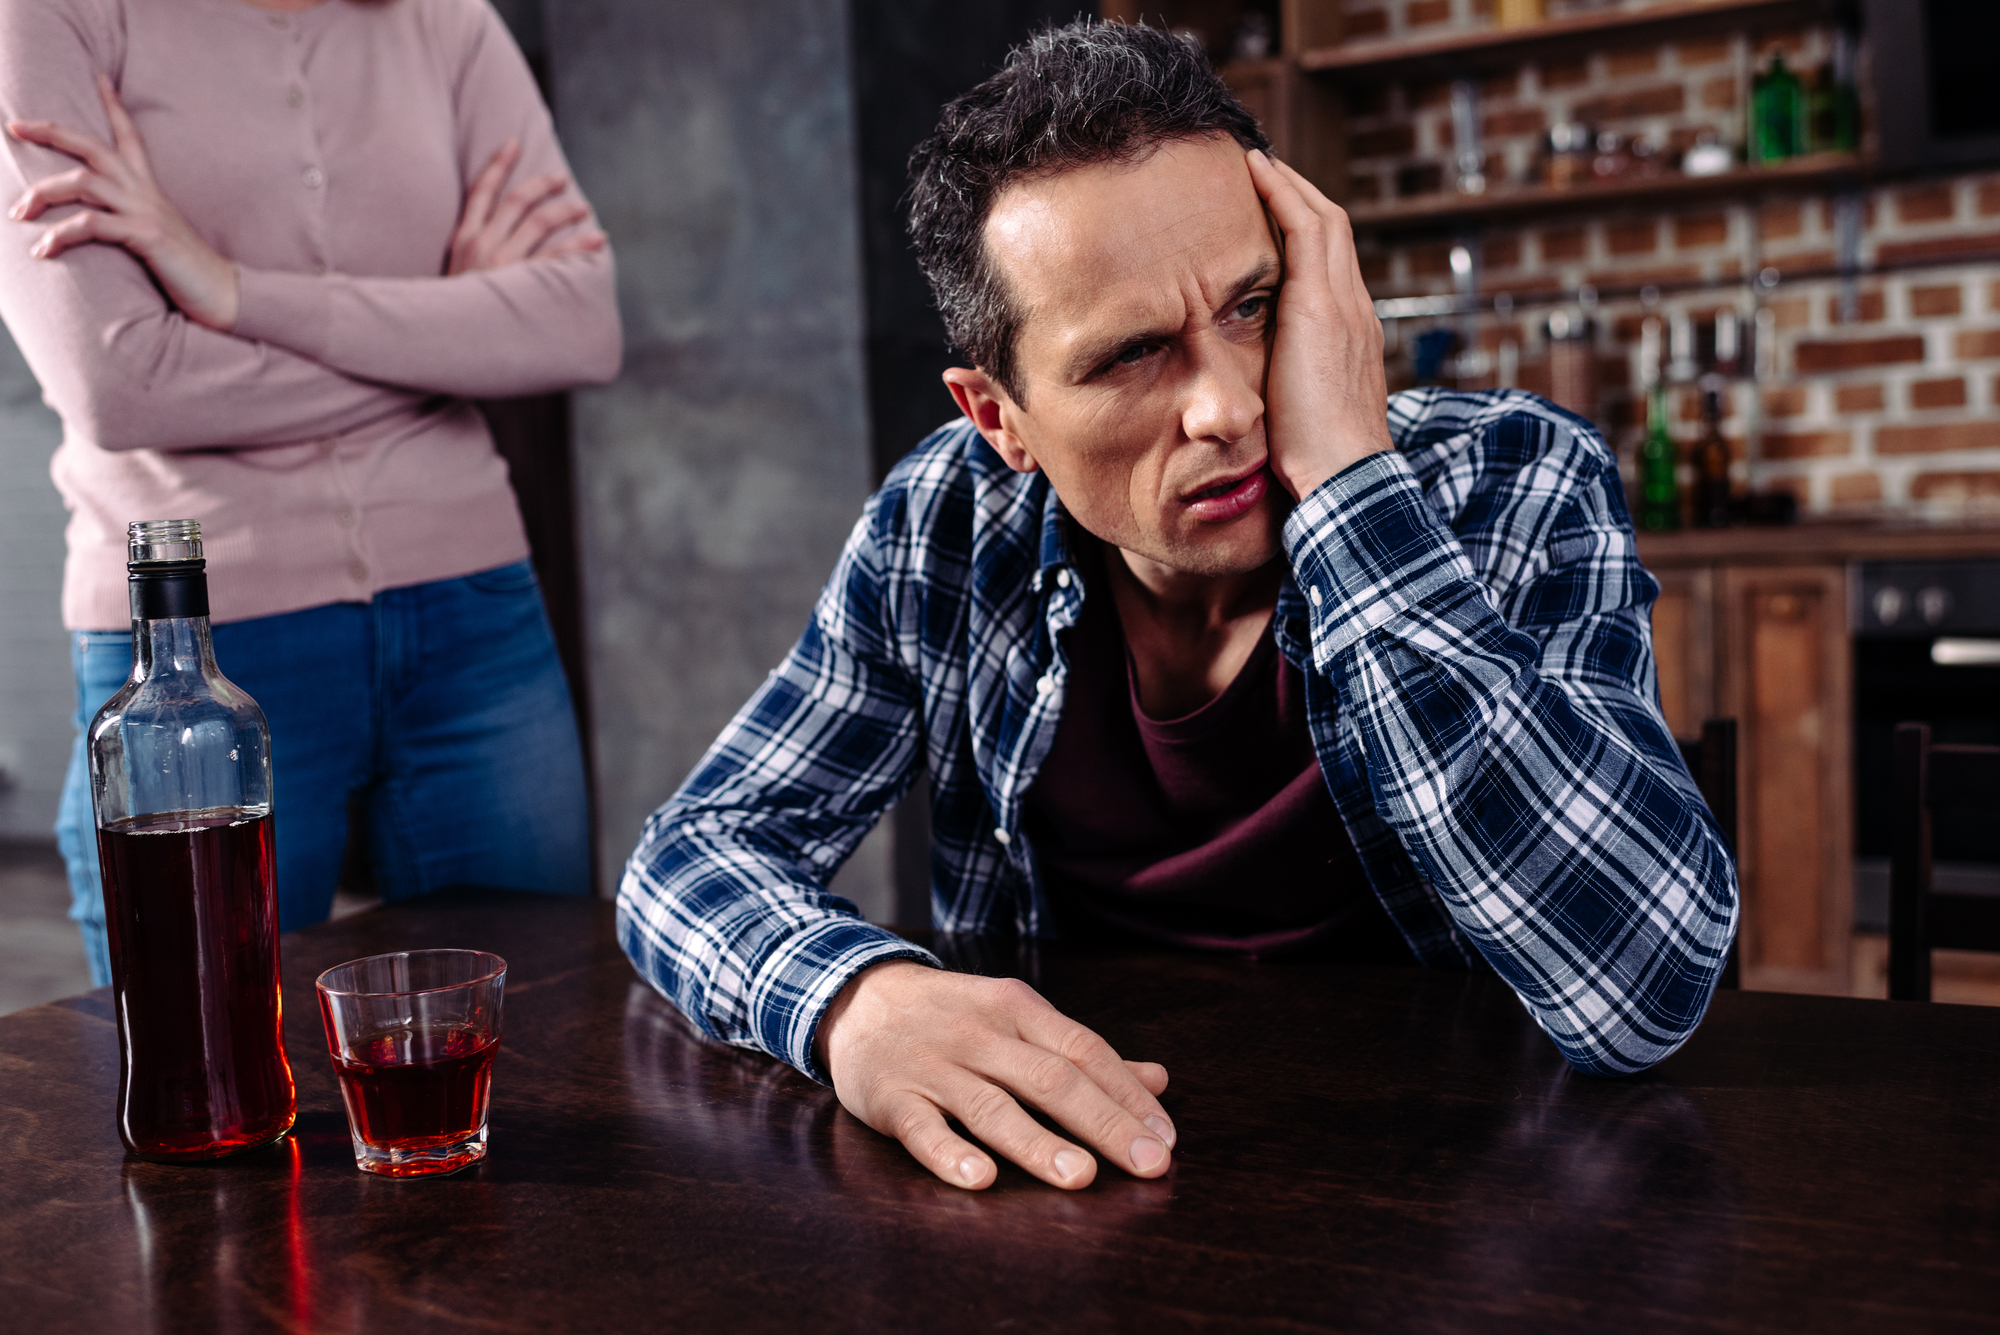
{"left": 1052, "top": 1149, "right": 1090, "bottom": 1181}
{"left": 1144, "top": 1114, "right": 1176, "bottom": 1148}
{"left": 1130, "top": 1137, "right": 1165, "bottom": 1170}
{"left": 957, "top": 1154, "right": 984, "bottom": 1186}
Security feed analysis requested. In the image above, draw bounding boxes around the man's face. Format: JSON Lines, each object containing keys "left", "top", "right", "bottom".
{"left": 975, "top": 134, "right": 1284, "bottom": 577}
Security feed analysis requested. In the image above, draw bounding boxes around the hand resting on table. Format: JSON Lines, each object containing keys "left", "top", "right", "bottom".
{"left": 815, "top": 960, "right": 1176, "bottom": 1190}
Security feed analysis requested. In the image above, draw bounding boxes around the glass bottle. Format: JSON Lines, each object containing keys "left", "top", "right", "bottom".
{"left": 1638, "top": 384, "right": 1680, "bottom": 532}
{"left": 1750, "top": 54, "right": 1806, "bottom": 164}
{"left": 90, "top": 520, "right": 295, "bottom": 1161}
{"left": 1692, "top": 381, "right": 1733, "bottom": 529}
{"left": 1810, "top": 31, "right": 1861, "bottom": 154}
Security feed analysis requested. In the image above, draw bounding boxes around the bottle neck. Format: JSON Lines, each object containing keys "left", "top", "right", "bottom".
{"left": 1647, "top": 383, "right": 1670, "bottom": 435}
{"left": 127, "top": 560, "right": 217, "bottom": 682}
{"left": 133, "top": 616, "right": 221, "bottom": 682}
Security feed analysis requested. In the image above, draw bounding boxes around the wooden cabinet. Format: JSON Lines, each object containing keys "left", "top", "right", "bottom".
{"left": 1642, "top": 525, "right": 2000, "bottom": 996}
{"left": 1721, "top": 565, "right": 1853, "bottom": 994}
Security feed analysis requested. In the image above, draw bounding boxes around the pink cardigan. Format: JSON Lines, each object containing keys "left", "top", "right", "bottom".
{"left": 0, "top": 0, "right": 621, "bottom": 629}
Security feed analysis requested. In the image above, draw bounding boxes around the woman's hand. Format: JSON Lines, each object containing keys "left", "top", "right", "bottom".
{"left": 8, "top": 74, "right": 240, "bottom": 329}
{"left": 447, "top": 139, "right": 605, "bottom": 276}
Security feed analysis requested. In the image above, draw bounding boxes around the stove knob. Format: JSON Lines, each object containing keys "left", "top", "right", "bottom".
{"left": 1873, "top": 586, "right": 1904, "bottom": 626}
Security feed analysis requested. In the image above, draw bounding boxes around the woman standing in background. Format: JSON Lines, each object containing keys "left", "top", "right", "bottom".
{"left": 0, "top": 0, "right": 621, "bottom": 983}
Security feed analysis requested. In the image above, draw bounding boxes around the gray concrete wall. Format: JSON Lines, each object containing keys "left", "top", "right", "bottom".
{"left": 0, "top": 331, "right": 75, "bottom": 843}
{"left": 546, "top": 0, "right": 891, "bottom": 917}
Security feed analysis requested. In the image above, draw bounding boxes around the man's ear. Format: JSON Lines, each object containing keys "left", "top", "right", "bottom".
{"left": 942, "top": 367, "right": 1038, "bottom": 475}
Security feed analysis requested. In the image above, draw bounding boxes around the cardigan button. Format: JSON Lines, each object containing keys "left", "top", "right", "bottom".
{"left": 1310, "top": 586, "right": 1323, "bottom": 607}
{"left": 1055, "top": 569, "right": 1071, "bottom": 589}
{"left": 992, "top": 827, "right": 1011, "bottom": 847}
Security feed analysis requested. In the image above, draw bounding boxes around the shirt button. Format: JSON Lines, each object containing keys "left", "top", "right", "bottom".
{"left": 334, "top": 506, "right": 356, "bottom": 527}
{"left": 286, "top": 86, "right": 305, "bottom": 108}
{"left": 303, "top": 167, "right": 324, "bottom": 190}
{"left": 309, "top": 260, "right": 328, "bottom": 276}
{"left": 1310, "top": 586, "right": 1323, "bottom": 607}
{"left": 1036, "top": 674, "right": 1055, "bottom": 696}
{"left": 348, "top": 560, "right": 369, "bottom": 583}
{"left": 267, "top": 13, "right": 288, "bottom": 26}
{"left": 992, "top": 827, "right": 1011, "bottom": 847}
{"left": 1056, "top": 569, "right": 1071, "bottom": 589}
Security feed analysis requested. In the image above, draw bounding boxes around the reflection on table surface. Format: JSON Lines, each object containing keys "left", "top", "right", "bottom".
{"left": 4, "top": 889, "right": 1997, "bottom": 1334}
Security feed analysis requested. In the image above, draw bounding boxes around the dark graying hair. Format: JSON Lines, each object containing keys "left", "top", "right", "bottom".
{"left": 906, "top": 19, "right": 1270, "bottom": 404}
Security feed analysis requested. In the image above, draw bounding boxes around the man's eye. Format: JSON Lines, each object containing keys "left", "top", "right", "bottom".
{"left": 1232, "top": 296, "right": 1269, "bottom": 321}
{"left": 1111, "top": 344, "right": 1151, "bottom": 367}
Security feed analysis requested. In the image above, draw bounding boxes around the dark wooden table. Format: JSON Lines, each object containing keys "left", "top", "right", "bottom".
{"left": 4, "top": 890, "right": 1999, "bottom": 1333}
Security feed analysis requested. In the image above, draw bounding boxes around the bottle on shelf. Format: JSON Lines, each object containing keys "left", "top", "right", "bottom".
{"left": 90, "top": 519, "right": 295, "bottom": 1162}
{"left": 1809, "top": 31, "right": 1861, "bottom": 154}
{"left": 1750, "top": 53, "right": 1806, "bottom": 165}
{"left": 1692, "top": 378, "right": 1733, "bottom": 529}
{"left": 1638, "top": 380, "right": 1680, "bottom": 532}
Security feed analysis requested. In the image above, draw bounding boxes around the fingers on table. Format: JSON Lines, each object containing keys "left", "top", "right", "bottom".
{"left": 1008, "top": 987, "right": 1176, "bottom": 1149}
{"left": 938, "top": 1065, "right": 1108, "bottom": 1190}
{"left": 881, "top": 1090, "right": 998, "bottom": 1191}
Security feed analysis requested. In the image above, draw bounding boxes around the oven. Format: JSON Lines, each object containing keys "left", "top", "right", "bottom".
{"left": 1853, "top": 560, "right": 2000, "bottom": 928}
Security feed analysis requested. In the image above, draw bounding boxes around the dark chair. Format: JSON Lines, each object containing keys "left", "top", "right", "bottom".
{"left": 1888, "top": 723, "right": 2000, "bottom": 1001}
{"left": 1677, "top": 718, "right": 1740, "bottom": 990}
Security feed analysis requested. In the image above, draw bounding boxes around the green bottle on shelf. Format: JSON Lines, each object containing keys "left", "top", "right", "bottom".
{"left": 1638, "top": 383, "right": 1680, "bottom": 532}
{"left": 1750, "top": 54, "right": 1806, "bottom": 164}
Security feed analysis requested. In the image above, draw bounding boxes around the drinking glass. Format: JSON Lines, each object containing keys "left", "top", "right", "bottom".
{"left": 315, "top": 950, "right": 506, "bottom": 1178}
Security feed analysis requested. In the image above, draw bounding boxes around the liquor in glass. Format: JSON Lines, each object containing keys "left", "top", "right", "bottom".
{"left": 318, "top": 950, "right": 507, "bottom": 1177}
{"left": 91, "top": 520, "right": 295, "bottom": 1160}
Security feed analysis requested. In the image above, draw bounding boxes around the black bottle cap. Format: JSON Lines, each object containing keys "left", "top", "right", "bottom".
{"left": 127, "top": 520, "right": 210, "bottom": 621}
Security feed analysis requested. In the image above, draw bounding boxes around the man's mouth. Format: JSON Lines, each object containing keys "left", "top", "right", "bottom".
{"left": 1180, "top": 465, "right": 1269, "bottom": 522}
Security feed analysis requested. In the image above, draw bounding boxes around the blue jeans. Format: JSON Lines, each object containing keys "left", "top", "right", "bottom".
{"left": 57, "top": 561, "right": 591, "bottom": 985}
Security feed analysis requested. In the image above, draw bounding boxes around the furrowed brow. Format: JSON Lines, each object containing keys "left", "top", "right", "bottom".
{"left": 1061, "top": 260, "right": 1282, "bottom": 383}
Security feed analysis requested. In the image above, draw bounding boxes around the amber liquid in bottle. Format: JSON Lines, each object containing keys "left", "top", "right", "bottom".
{"left": 100, "top": 810, "right": 294, "bottom": 1158}
{"left": 91, "top": 520, "right": 294, "bottom": 1161}
{"left": 1692, "top": 384, "right": 1733, "bottom": 530}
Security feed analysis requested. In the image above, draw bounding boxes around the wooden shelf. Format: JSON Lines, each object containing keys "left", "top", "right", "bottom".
{"left": 1637, "top": 519, "right": 2000, "bottom": 569}
{"left": 1345, "top": 152, "right": 1868, "bottom": 231}
{"left": 1302, "top": 0, "right": 1838, "bottom": 80}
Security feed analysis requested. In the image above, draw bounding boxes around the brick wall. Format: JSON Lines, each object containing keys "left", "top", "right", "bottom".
{"left": 1334, "top": 1, "right": 2000, "bottom": 519}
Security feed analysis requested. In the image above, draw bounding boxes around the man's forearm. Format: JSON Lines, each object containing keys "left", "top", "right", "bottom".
{"left": 1284, "top": 447, "right": 1736, "bottom": 1074}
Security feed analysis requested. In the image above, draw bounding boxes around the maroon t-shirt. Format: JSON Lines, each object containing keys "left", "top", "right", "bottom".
{"left": 1023, "top": 539, "right": 1411, "bottom": 962}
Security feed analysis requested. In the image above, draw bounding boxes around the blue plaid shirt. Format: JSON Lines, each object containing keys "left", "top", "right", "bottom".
{"left": 618, "top": 389, "right": 1739, "bottom": 1083}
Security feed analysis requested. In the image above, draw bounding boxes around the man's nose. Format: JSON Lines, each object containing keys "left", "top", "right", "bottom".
{"left": 1180, "top": 333, "right": 1263, "bottom": 446}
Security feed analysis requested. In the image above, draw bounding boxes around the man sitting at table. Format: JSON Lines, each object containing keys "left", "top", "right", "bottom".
{"left": 617, "top": 20, "right": 1737, "bottom": 1192}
